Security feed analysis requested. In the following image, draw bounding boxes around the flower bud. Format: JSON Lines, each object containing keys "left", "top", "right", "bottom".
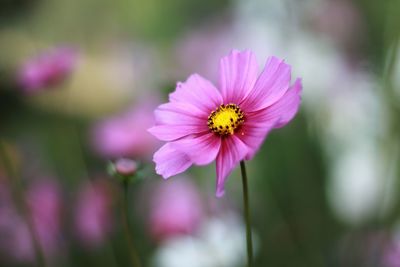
{"left": 107, "top": 158, "right": 140, "bottom": 183}
{"left": 114, "top": 158, "right": 138, "bottom": 176}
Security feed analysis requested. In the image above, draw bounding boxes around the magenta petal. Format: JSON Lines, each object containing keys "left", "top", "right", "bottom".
{"left": 154, "top": 102, "right": 206, "bottom": 125}
{"left": 260, "top": 78, "right": 302, "bottom": 128}
{"left": 148, "top": 125, "right": 205, "bottom": 141}
{"left": 149, "top": 102, "right": 209, "bottom": 141}
{"left": 237, "top": 79, "right": 302, "bottom": 159}
{"left": 238, "top": 115, "right": 278, "bottom": 161}
{"left": 272, "top": 78, "right": 302, "bottom": 128}
{"left": 153, "top": 143, "right": 192, "bottom": 178}
{"left": 241, "top": 56, "right": 291, "bottom": 112}
{"left": 219, "top": 50, "right": 259, "bottom": 104}
{"left": 238, "top": 78, "right": 302, "bottom": 160}
{"left": 215, "top": 135, "right": 249, "bottom": 197}
{"left": 172, "top": 133, "right": 221, "bottom": 165}
{"left": 169, "top": 74, "right": 222, "bottom": 113}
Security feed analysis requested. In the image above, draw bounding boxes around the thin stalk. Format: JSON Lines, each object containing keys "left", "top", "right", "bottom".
{"left": 120, "top": 182, "right": 142, "bottom": 267}
{"left": 0, "top": 141, "right": 47, "bottom": 267}
{"left": 240, "top": 161, "right": 254, "bottom": 267}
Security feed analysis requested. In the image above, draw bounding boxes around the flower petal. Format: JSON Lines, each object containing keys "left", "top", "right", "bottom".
{"left": 148, "top": 125, "right": 206, "bottom": 142}
{"left": 154, "top": 102, "right": 206, "bottom": 125}
{"left": 153, "top": 143, "right": 192, "bottom": 179}
{"left": 169, "top": 74, "right": 222, "bottom": 113}
{"left": 241, "top": 56, "right": 291, "bottom": 112}
{"left": 218, "top": 50, "right": 259, "bottom": 104}
{"left": 267, "top": 78, "right": 302, "bottom": 128}
{"left": 238, "top": 79, "right": 302, "bottom": 160}
{"left": 172, "top": 133, "right": 221, "bottom": 165}
{"left": 237, "top": 116, "right": 278, "bottom": 161}
{"left": 215, "top": 135, "right": 249, "bottom": 197}
{"left": 149, "top": 102, "right": 209, "bottom": 141}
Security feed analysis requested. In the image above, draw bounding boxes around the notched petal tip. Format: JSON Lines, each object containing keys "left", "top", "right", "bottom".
{"left": 169, "top": 73, "right": 222, "bottom": 112}
{"left": 154, "top": 166, "right": 172, "bottom": 179}
{"left": 288, "top": 78, "right": 303, "bottom": 104}
{"left": 215, "top": 187, "right": 225, "bottom": 198}
{"left": 241, "top": 55, "right": 292, "bottom": 112}
{"left": 266, "top": 55, "right": 285, "bottom": 64}
{"left": 226, "top": 49, "right": 241, "bottom": 57}
{"left": 175, "top": 73, "right": 200, "bottom": 88}
{"left": 265, "top": 56, "right": 292, "bottom": 76}
{"left": 227, "top": 48, "right": 254, "bottom": 55}
{"left": 267, "top": 76, "right": 303, "bottom": 129}
{"left": 293, "top": 78, "right": 303, "bottom": 93}
{"left": 222, "top": 50, "right": 257, "bottom": 67}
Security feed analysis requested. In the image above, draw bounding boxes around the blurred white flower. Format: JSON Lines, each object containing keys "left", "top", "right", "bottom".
{"left": 152, "top": 214, "right": 249, "bottom": 267}
{"left": 322, "top": 70, "right": 393, "bottom": 224}
{"left": 153, "top": 237, "right": 214, "bottom": 267}
{"left": 328, "top": 146, "right": 384, "bottom": 224}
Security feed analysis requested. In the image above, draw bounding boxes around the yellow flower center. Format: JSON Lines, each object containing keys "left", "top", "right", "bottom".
{"left": 207, "top": 104, "right": 244, "bottom": 135}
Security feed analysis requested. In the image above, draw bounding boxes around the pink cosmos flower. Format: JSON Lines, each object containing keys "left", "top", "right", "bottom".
{"left": 17, "top": 47, "right": 77, "bottom": 94}
{"left": 149, "top": 50, "right": 302, "bottom": 197}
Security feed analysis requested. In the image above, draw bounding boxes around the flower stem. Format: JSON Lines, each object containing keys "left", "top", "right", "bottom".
{"left": 240, "top": 160, "right": 254, "bottom": 267}
{"left": 0, "top": 141, "right": 48, "bottom": 267}
{"left": 120, "top": 181, "right": 142, "bottom": 267}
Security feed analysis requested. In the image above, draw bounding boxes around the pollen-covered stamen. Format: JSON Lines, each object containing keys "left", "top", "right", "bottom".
{"left": 207, "top": 103, "right": 244, "bottom": 135}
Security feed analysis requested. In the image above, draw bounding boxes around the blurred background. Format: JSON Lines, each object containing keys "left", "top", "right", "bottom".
{"left": 1, "top": 0, "right": 400, "bottom": 266}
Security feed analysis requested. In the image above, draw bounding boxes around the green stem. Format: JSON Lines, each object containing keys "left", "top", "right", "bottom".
{"left": 121, "top": 182, "right": 142, "bottom": 267}
{"left": 0, "top": 141, "right": 47, "bottom": 267}
{"left": 240, "top": 161, "right": 254, "bottom": 267}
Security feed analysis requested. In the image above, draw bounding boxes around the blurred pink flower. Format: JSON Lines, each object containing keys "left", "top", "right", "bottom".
{"left": 311, "top": 0, "right": 364, "bottom": 51}
{"left": 74, "top": 180, "right": 115, "bottom": 248}
{"left": 149, "top": 50, "right": 302, "bottom": 197}
{"left": 92, "top": 101, "right": 159, "bottom": 159}
{"left": 175, "top": 19, "right": 234, "bottom": 82}
{"left": 0, "top": 179, "right": 63, "bottom": 263}
{"left": 17, "top": 47, "right": 77, "bottom": 93}
{"left": 384, "top": 239, "right": 400, "bottom": 267}
{"left": 0, "top": 180, "right": 13, "bottom": 229}
{"left": 26, "top": 179, "right": 63, "bottom": 257}
{"left": 148, "top": 177, "right": 204, "bottom": 242}
{"left": 0, "top": 182, "right": 29, "bottom": 262}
